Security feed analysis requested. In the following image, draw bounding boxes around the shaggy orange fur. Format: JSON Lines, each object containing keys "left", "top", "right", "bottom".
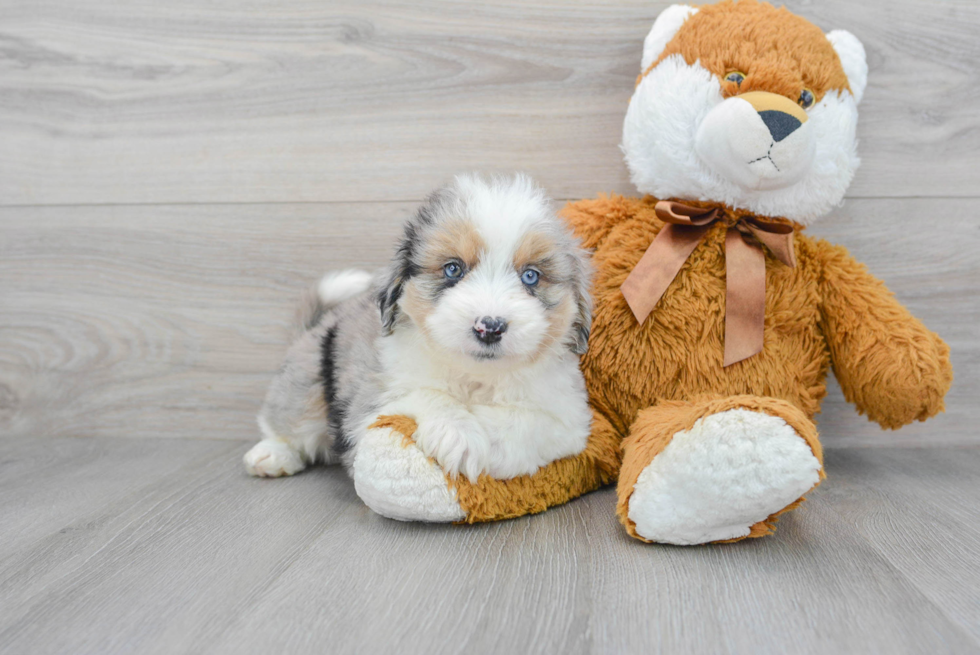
{"left": 642, "top": 0, "right": 852, "bottom": 103}
{"left": 567, "top": 194, "right": 950, "bottom": 539}
{"left": 566, "top": 194, "right": 950, "bottom": 428}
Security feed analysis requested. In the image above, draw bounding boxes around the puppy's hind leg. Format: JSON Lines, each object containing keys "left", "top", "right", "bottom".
{"left": 245, "top": 402, "right": 327, "bottom": 478}
{"left": 244, "top": 422, "right": 312, "bottom": 478}
{"left": 245, "top": 331, "right": 334, "bottom": 478}
{"left": 246, "top": 269, "right": 372, "bottom": 477}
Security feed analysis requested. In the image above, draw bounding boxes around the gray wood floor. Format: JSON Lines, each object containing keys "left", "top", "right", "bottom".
{"left": 2, "top": 0, "right": 980, "bottom": 653}
{"left": 0, "top": 438, "right": 978, "bottom": 655}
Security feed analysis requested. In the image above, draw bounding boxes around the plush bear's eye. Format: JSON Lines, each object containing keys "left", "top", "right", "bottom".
{"left": 798, "top": 88, "right": 815, "bottom": 109}
{"left": 724, "top": 71, "right": 746, "bottom": 85}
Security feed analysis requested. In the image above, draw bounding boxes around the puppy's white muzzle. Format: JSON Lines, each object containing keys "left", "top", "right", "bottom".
{"left": 695, "top": 91, "right": 815, "bottom": 191}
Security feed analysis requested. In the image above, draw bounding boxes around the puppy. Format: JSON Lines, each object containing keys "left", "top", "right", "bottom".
{"left": 243, "top": 173, "right": 594, "bottom": 487}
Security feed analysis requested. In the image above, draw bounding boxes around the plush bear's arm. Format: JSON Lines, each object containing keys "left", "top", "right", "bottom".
{"left": 560, "top": 195, "right": 641, "bottom": 249}
{"left": 815, "top": 240, "right": 953, "bottom": 429}
{"left": 446, "top": 405, "right": 623, "bottom": 523}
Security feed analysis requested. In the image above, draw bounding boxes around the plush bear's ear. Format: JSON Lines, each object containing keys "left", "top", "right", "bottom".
{"left": 641, "top": 5, "right": 699, "bottom": 73}
{"left": 827, "top": 30, "right": 868, "bottom": 104}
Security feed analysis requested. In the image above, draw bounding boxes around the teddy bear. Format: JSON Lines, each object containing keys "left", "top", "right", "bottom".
{"left": 360, "top": 0, "right": 952, "bottom": 545}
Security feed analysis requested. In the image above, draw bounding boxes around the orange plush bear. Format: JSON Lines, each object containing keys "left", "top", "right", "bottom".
{"left": 377, "top": 0, "right": 952, "bottom": 544}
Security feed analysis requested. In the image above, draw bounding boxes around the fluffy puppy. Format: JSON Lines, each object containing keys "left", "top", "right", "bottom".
{"left": 244, "top": 174, "right": 593, "bottom": 487}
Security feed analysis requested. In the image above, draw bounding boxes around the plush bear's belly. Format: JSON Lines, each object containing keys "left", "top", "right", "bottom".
{"left": 581, "top": 215, "right": 830, "bottom": 434}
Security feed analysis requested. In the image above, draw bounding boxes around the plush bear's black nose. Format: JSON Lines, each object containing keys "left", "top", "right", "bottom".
{"left": 759, "top": 110, "right": 802, "bottom": 142}
{"left": 473, "top": 316, "right": 508, "bottom": 345}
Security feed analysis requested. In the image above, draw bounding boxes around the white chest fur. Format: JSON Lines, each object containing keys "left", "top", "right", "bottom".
{"left": 376, "top": 329, "right": 592, "bottom": 480}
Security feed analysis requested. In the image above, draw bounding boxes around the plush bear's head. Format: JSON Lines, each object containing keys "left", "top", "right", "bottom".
{"left": 622, "top": 0, "right": 867, "bottom": 224}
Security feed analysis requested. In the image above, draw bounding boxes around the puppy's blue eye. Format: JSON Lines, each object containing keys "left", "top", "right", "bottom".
{"left": 443, "top": 262, "right": 463, "bottom": 279}
{"left": 521, "top": 269, "right": 540, "bottom": 286}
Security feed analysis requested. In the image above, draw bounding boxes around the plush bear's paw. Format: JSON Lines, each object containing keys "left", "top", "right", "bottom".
{"left": 244, "top": 439, "right": 306, "bottom": 477}
{"left": 627, "top": 409, "right": 821, "bottom": 545}
{"left": 352, "top": 425, "right": 466, "bottom": 522}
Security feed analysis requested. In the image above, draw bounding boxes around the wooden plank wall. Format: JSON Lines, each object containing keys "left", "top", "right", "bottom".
{"left": 1, "top": 0, "right": 978, "bottom": 446}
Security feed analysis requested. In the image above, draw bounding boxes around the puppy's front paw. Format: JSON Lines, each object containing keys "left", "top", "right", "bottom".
{"left": 414, "top": 417, "right": 489, "bottom": 482}
{"left": 243, "top": 439, "right": 306, "bottom": 477}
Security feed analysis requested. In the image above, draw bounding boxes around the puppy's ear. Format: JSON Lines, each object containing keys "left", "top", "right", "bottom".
{"left": 377, "top": 228, "right": 414, "bottom": 335}
{"left": 567, "top": 247, "right": 593, "bottom": 356}
{"left": 376, "top": 267, "right": 404, "bottom": 336}
{"left": 378, "top": 204, "right": 434, "bottom": 335}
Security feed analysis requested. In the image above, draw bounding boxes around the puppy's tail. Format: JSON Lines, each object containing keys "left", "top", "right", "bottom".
{"left": 293, "top": 269, "right": 374, "bottom": 335}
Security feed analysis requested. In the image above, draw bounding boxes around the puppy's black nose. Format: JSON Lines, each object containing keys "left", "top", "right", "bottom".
{"left": 473, "top": 316, "right": 508, "bottom": 345}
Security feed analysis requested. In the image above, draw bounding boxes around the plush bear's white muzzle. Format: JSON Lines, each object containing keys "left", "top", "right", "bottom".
{"left": 695, "top": 91, "right": 815, "bottom": 191}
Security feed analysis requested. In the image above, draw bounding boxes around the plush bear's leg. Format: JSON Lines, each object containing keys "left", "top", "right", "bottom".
{"left": 617, "top": 396, "right": 824, "bottom": 545}
{"left": 361, "top": 410, "right": 621, "bottom": 523}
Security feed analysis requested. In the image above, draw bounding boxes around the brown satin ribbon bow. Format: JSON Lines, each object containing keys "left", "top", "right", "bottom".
{"left": 620, "top": 200, "right": 797, "bottom": 367}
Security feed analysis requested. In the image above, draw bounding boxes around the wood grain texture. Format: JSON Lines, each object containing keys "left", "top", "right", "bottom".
{"left": 818, "top": 447, "right": 980, "bottom": 644}
{"left": 1, "top": 198, "right": 975, "bottom": 446}
{"left": 0, "top": 201, "right": 411, "bottom": 442}
{"left": 1, "top": 437, "right": 978, "bottom": 654}
{"left": 1, "top": 0, "right": 979, "bottom": 205}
